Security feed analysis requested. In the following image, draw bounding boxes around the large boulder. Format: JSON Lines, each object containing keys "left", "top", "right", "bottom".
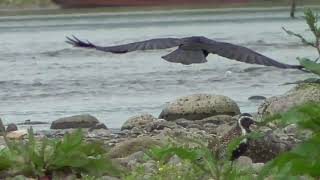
{"left": 121, "top": 114, "right": 157, "bottom": 130}
{"left": 258, "top": 83, "right": 320, "bottom": 116}
{"left": 159, "top": 94, "right": 240, "bottom": 121}
{"left": 50, "top": 114, "right": 99, "bottom": 129}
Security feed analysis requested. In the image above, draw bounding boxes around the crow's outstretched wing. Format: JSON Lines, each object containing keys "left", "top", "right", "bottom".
{"left": 199, "top": 37, "right": 303, "bottom": 69}
{"left": 66, "top": 35, "right": 181, "bottom": 53}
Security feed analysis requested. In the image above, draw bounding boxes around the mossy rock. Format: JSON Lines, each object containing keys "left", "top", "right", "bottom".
{"left": 258, "top": 83, "right": 320, "bottom": 116}
{"left": 121, "top": 114, "right": 157, "bottom": 131}
{"left": 159, "top": 94, "right": 240, "bottom": 121}
{"left": 290, "top": 82, "right": 320, "bottom": 91}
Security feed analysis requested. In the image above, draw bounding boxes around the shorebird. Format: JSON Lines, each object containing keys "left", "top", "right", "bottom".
{"left": 66, "top": 35, "right": 303, "bottom": 69}
{"left": 217, "top": 113, "right": 256, "bottom": 161}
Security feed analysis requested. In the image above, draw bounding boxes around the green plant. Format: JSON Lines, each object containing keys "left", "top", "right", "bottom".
{"left": 4, "top": 128, "right": 50, "bottom": 177}
{"left": 2, "top": 129, "right": 122, "bottom": 178}
{"left": 135, "top": 139, "right": 255, "bottom": 180}
{"left": 283, "top": 8, "right": 320, "bottom": 76}
{"left": 46, "top": 129, "right": 120, "bottom": 177}
{"left": 0, "top": 148, "right": 13, "bottom": 171}
{"left": 258, "top": 102, "right": 320, "bottom": 179}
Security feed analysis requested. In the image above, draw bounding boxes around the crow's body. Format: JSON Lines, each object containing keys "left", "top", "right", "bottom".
{"left": 66, "top": 36, "right": 302, "bottom": 69}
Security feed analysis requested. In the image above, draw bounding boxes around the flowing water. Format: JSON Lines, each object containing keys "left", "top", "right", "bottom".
{"left": 0, "top": 7, "right": 318, "bottom": 129}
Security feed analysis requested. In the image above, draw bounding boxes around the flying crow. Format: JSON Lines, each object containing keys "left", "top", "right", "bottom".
{"left": 66, "top": 36, "right": 302, "bottom": 69}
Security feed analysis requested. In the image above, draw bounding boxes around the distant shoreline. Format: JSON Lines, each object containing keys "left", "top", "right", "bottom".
{"left": 0, "top": 0, "right": 319, "bottom": 16}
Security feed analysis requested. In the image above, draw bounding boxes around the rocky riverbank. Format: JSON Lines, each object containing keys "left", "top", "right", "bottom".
{"left": 0, "top": 82, "right": 319, "bottom": 179}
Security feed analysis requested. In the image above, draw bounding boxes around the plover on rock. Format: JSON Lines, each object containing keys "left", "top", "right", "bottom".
{"left": 216, "top": 113, "right": 256, "bottom": 161}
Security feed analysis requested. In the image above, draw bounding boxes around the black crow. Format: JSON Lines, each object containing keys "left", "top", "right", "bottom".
{"left": 66, "top": 35, "right": 302, "bottom": 69}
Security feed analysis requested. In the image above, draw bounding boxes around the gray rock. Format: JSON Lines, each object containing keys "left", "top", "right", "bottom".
{"left": 17, "top": 120, "right": 49, "bottom": 125}
{"left": 203, "top": 123, "right": 219, "bottom": 134}
{"left": 159, "top": 94, "right": 240, "bottom": 121}
{"left": 215, "top": 123, "right": 234, "bottom": 136}
{"left": 121, "top": 114, "right": 157, "bottom": 130}
{"left": 258, "top": 83, "right": 320, "bottom": 116}
{"left": 108, "top": 136, "right": 162, "bottom": 158}
{"left": 187, "top": 124, "right": 203, "bottom": 130}
{"left": 197, "top": 115, "right": 234, "bottom": 125}
{"left": 0, "top": 119, "right": 5, "bottom": 135}
{"left": 131, "top": 127, "right": 143, "bottom": 135}
{"left": 117, "top": 151, "right": 146, "bottom": 168}
{"left": 155, "top": 127, "right": 214, "bottom": 149}
{"left": 174, "top": 118, "right": 194, "bottom": 127}
{"left": 243, "top": 132, "right": 295, "bottom": 163}
{"left": 145, "top": 119, "right": 178, "bottom": 132}
{"left": 252, "top": 163, "right": 265, "bottom": 173}
{"left": 6, "top": 123, "right": 18, "bottom": 132}
{"left": 87, "top": 129, "right": 112, "bottom": 138}
{"left": 143, "top": 160, "right": 157, "bottom": 174}
{"left": 235, "top": 156, "right": 253, "bottom": 170}
{"left": 167, "top": 155, "right": 182, "bottom": 166}
{"left": 50, "top": 114, "right": 99, "bottom": 129}
{"left": 89, "top": 122, "right": 108, "bottom": 131}
{"left": 203, "top": 123, "right": 218, "bottom": 129}
{"left": 248, "top": 96, "right": 267, "bottom": 101}
{"left": 284, "top": 124, "right": 298, "bottom": 135}
{"left": 174, "top": 115, "right": 234, "bottom": 135}
{"left": 258, "top": 126, "right": 273, "bottom": 133}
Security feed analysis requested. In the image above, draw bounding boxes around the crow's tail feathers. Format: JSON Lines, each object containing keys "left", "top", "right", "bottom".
{"left": 162, "top": 48, "right": 208, "bottom": 65}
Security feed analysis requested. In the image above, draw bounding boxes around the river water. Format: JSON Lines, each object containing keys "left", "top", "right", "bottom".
{"left": 0, "top": 7, "right": 317, "bottom": 129}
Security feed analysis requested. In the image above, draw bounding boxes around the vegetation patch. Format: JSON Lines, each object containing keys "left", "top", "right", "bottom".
{"left": 284, "top": 9, "right": 320, "bottom": 76}
{"left": 0, "top": 129, "right": 121, "bottom": 179}
{"left": 293, "top": 82, "right": 320, "bottom": 91}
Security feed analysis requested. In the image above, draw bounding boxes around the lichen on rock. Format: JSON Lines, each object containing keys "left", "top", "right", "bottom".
{"left": 258, "top": 83, "right": 320, "bottom": 116}
{"left": 159, "top": 94, "right": 240, "bottom": 121}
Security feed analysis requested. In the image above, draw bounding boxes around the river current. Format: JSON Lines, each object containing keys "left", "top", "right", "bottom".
{"left": 0, "top": 7, "right": 317, "bottom": 129}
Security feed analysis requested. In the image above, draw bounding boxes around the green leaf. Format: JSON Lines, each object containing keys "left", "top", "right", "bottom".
{"left": 299, "top": 58, "right": 320, "bottom": 75}
{"left": 225, "top": 136, "right": 244, "bottom": 160}
{"left": 280, "top": 102, "right": 320, "bottom": 132}
{"left": 304, "top": 8, "right": 319, "bottom": 37}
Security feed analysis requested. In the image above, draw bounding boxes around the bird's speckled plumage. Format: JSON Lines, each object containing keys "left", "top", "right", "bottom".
{"left": 216, "top": 113, "right": 255, "bottom": 160}
{"left": 66, "top": 35, "right": 303, "bottom": 69}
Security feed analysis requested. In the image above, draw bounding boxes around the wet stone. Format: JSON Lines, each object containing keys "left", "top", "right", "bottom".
{"left": 6, "top": 123, "right": 18, "bottom": 132}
